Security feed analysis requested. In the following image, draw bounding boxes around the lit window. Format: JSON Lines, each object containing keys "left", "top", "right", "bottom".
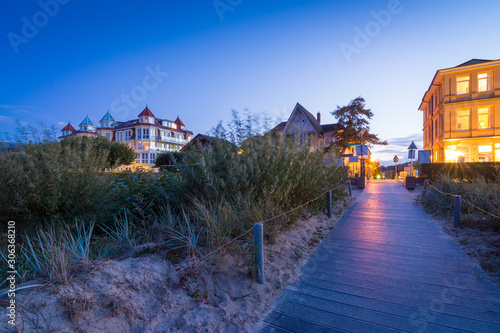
{"left": 456, "top": 109, "right": 470, "bottom": 130}
{"left": 445, "top": 146, "right": 470, "bottom": 163}
{"left": 478, "top": 73, "right": 492, "bottom": 92}
{"left": 478, "top": 145, "right": 493, "bottom": 162}
{"left": 478, "top": 107, "right": 491, "bottom": 129}
{"left": 456, "top": 75, "right": 470, "bottom": 94}
{"left": 172, "top": 124, "right": 177, "bottom": 129}
{"left": 150, "top": 142, "right": 155, "bottom": 150}
{"left": 144, "top": 141, "right": 150, "bottom": 150}
{"left": 137, "top": 141, "right": 143, "bottom": 150}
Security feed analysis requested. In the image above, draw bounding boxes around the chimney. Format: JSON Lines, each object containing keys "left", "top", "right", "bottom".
{"left": 317, "top": 112, "right": 321, "bottom": 124}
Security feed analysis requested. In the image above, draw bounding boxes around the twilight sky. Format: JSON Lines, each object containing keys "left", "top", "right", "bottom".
{"left": 2, "top": 0, "right": 500, "bottom": 165}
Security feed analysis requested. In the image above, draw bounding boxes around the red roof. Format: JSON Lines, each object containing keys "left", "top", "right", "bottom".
{"left": 138, "top": 106, "right": 155, "bottom": 118}
{"left": 62, "top": 123, "right": 75, "bottom": 132}
{"left": 175, "top": 117, "right": 185, "bottom": 128}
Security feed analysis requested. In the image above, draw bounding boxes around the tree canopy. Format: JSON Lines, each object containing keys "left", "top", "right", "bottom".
{"left": 330, "top": 97, "right": 388, "bottom": 155}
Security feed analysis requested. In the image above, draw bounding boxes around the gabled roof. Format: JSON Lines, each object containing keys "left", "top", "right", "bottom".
{"left": 321, "top": 123, "right": 344, "bottom": 132}
{"left": 100, "top": 110, "right": 115, "bottom": 122}
{"left": 180, "top": 133, "right": 233, "bottom": 152}
{"left": 283, "top": 103, "right": 323, "bottom": 135}
{"left": 138, "top": 106, "right": 155, "bottom": 118}
{"left": 269, "top": 121, "right": 286, "bottom": 133}
{"left": 297, "top": 103, "right": 323, "bottom": 134}
{"left": 175, "top": 117, "right": 185, "bottom": 128}
{"left": 62, "top": 122, "right": 75, "bottom": 132}
{"left": 455, "top": 59, "right": 493, "bottom": 68}
{"left": 79, "top": 115, "right": 94, "bottom": 126}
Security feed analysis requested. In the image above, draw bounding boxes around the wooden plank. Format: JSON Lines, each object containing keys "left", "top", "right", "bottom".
{"left": 261, "top": 180, "right": 500, "bottom": 332}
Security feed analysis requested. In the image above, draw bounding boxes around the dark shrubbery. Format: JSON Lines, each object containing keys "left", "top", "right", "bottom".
{"left": 0, "top": 138, "right": 115, "bottom": 224}
{"left": 420, "top": 174, "right": 500, "bottom": 229}
{"left": 1, "top": 116, "right": 349, "bottom": 284}
{"left": 420, "top": 162, "right": 500, "bottom": 182}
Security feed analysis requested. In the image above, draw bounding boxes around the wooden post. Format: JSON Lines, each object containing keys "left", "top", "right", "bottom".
{"left": 254, "top": 223, "right": 264, "bottom": 284}
{"left": 327, "top": 191, "right": 332, "bottom": 218}
{"left": 454, "top": 195, "right": 461, "bottom": 228}
{"left": 348, "top": 180, "right": 352, "bottom": 197}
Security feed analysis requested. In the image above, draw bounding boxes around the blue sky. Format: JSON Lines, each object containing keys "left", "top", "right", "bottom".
{"left": 2, "top": 0, "right": 500, "bottom": 165}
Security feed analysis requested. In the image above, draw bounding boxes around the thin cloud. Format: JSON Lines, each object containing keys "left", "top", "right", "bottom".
{"left": 0, "top": 115, "right": 15, "bottom": 124}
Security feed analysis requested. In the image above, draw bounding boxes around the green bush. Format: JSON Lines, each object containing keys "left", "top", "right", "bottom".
{"left": 421, "top": 174, "right": 500, "bottom": 228}
{"left": 420, "top": 162, "right": 500, "bottom": 182}
{"left": 0, "top": 139, "right": 115, "bottom": 223}
{"left": 170, "top": 134, "right": 348, "bottom": 242}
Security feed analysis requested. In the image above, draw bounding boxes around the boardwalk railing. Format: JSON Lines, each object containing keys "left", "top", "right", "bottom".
{"left": 423, "top": 179, "right": 500, "bottom": 227}
{"left": 64, "top": 180, "right": 350, "bottom": 332}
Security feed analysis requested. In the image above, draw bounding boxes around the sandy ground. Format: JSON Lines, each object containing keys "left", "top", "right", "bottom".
{"left": 403, "top": 181, "right": 500, "bottom": 287}
{"left": 1, "top": 191, "right": 360, "bottom": 333}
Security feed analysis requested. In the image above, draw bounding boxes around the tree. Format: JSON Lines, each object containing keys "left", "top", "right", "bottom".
{"left": 330, "top": 96, "right": 387, "bottom": 155}
{"left": 154, "top": 152, "right": 184, "bottom": 172}
{"left": 106, "top": 140, "right": 136, "bottom": 168}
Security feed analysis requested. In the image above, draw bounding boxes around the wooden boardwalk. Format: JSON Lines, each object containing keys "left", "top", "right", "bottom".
{"left": 261, "top": 180, "right": 500, "bottom": 333}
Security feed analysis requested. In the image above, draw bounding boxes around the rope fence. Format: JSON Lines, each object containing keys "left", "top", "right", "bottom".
{"left": 424, "top": 180, "right": 500, "bottom": 225}
{"left": 67, "top": 180, "right": 350, "bottom": 332}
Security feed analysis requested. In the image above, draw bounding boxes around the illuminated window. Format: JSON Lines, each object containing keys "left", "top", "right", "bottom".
{"left": 137, "top": 141, "right": 143, "bottom": 150}
{"left": 478, "top": 73, "right": 492, "bottom": 92}
{"left": 445, "top": 146, "right": 470, "bottom": 163}
{"left": 456, "top": 109, "right": 470, "bottom": 130}
{"left": 495, "top": 143, "right": 500, "bottom": 162}
{"left": 172, "top": 123, "right": 177, "bottom": 129}
{"left": 144, "top": 141, "right": 150, "bottom": 150}
{"left": 478, "top": 145, "right": 492, "bottom": 162}
{"left": 478, "top": 107, "right": 491, "bottom": 129}
{"left": 456, "top": 75, "right": 470, "bottom": 94}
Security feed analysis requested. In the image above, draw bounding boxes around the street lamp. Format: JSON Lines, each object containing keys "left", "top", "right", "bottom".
{"left": 407, "top": 141, "right": 418, "bottom": 176}
{"left": 358, "top": 129, "right": 367, "bottom": 178}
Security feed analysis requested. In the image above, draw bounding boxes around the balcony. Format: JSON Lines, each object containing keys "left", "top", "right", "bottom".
{"left": 157, "top": 136, "right": 189, "bottom": 145}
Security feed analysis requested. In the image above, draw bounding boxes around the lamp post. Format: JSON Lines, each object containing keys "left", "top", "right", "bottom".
{"left": 407, "top": 141, "right": 418, "bottom": 176}
{"left": 359, "top": 129, "right": 366, "bottom": 179}
{"left": 393, "top": 155, "right": 399, "bottom": 179}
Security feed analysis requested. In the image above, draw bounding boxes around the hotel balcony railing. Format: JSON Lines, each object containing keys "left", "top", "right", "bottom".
{"left": 156, "top": 136, "right": 189, "bottom": 144}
